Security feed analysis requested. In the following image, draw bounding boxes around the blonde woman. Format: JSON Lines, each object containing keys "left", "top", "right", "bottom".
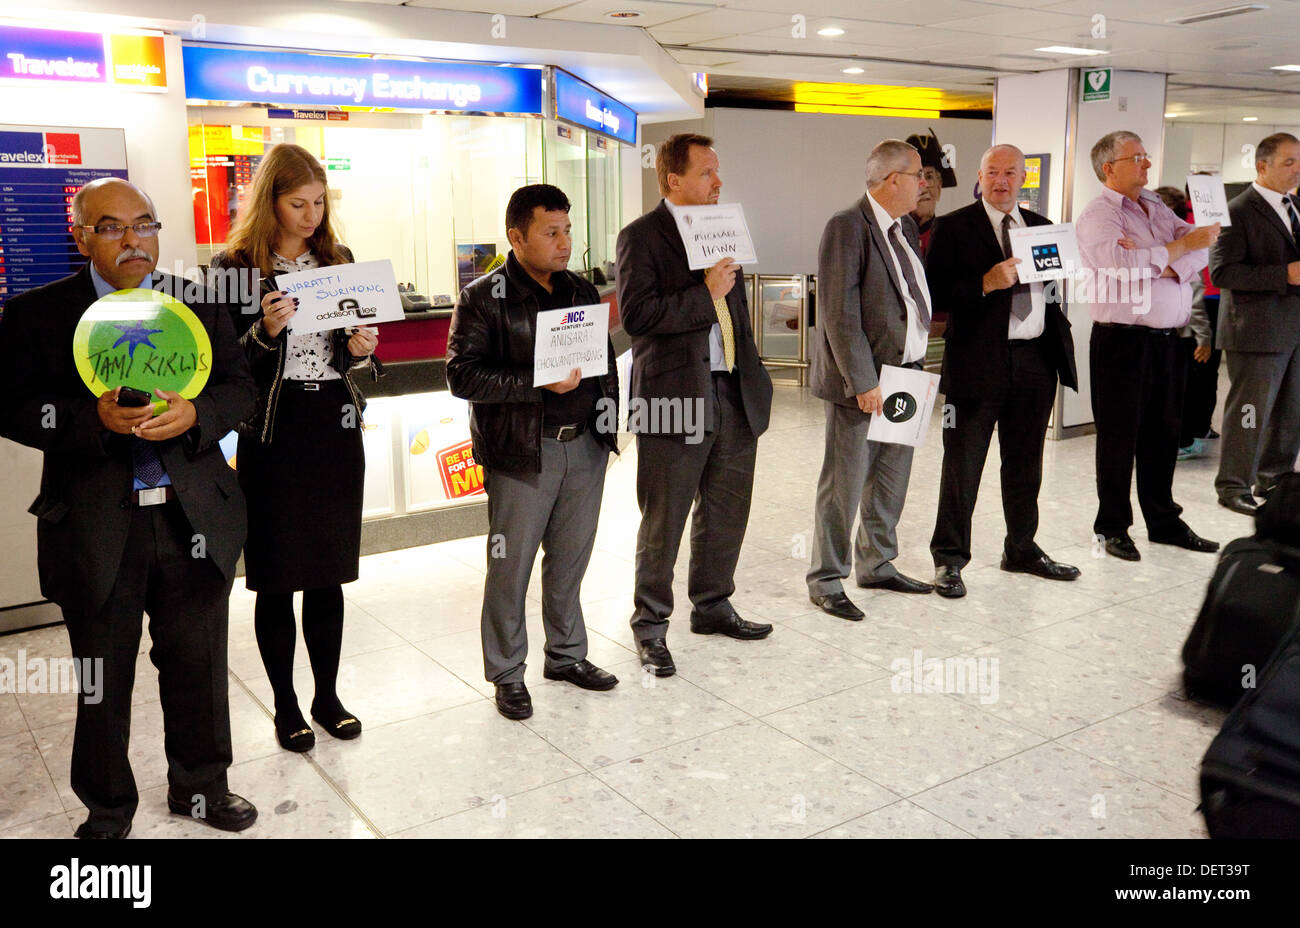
{"left": 210, "top": 144, "right": 379, "bottom": 752}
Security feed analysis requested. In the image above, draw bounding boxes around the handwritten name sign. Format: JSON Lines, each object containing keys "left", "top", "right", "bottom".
{"left": 276, "top": 258, "right": 404, "bottom": 334}
{"left": 533, "top": 302, "right": 608, "bottom": 387}
{"left": 1186, "top": 173, "right": 1231, "bottom": 227}
{"left": 672, "top": 203, "right": 758, "bottom": 270}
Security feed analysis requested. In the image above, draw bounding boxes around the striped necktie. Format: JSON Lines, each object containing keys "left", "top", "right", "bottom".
{"left": 1284, "top": 194, "right": 1300, "bottom": 248}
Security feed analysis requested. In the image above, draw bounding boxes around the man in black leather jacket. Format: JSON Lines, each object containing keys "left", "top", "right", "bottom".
{"left": 446, "top": 184, "right": 620, "bottom": 720}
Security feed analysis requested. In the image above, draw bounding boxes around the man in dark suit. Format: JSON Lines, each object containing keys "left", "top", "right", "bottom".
{"left": 616, "top": 133, "right": 774, "bottom": 676}
{"left": 807, "top": 138, "right": 935, "bottom": 622}
{"left": 1210, "top": 132, "right": 1300, "bottom": 514}
{"left": 0, "top": 178, "right": 258, "bottom": 838}
{"left": 927, "top": 144, "right": 1081, "bottom": 598}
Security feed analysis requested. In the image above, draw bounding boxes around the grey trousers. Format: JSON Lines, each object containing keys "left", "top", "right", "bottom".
{"left": 631, "top": 372, "right": 757, "bottom": 641}
{"left": 1216, "top": 344, "right": 1300, "bottom": 500}
{"left": 807, "top": 399, "right": 915, "bottom": 595}
{"left": 481, "top": 430, "right": 607, "bottom": 685}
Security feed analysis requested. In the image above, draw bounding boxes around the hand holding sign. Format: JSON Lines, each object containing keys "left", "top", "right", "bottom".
{"left": 542, "top": 368, "right": 583, "bottom": 394}
{"left": 1007, "top": 223, "right": 1081, "bottom": 284}
{"left": 983, "top": 256, "right": 1023, "bottom": 293}
{"left": 704, "top": 258, "right": 738, "bottom": 299}
{"left": 261, "top": 289, "right": 298, "bottom": 338}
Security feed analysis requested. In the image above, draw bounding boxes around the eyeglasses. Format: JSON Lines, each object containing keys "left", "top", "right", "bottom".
{"left": 1107, "top": 153, "right": 1151, "bottom": 167}
{"left": 891, "top": 169, "right": 924, "bottom": 180}
{"left": 76, "top": 221, "right": 162, "bottom": 240}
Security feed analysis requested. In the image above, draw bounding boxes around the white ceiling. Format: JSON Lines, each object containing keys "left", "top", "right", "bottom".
{"left": 406, "top": 0, "right": 1300, "bottom": 118}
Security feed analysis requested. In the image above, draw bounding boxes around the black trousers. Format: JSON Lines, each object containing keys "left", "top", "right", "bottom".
{"left": 63, "top": 500, "right": 234, "bottom": 833}
{"left": 1090, "top": 324, "right": 1187, "bottom": 538}
{"left": 931, "top": 338, "right": 1058, "bottom": 569}
{"left": 1180, "top": 295, "right": 1222, "bottom": 446}
{"left": 631, "top": 372, "right": 756, "bottom": 641}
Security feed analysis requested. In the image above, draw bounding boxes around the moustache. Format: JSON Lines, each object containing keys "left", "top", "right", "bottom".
{"left": 116, "top": 248, "right": 151, "bottom": 265}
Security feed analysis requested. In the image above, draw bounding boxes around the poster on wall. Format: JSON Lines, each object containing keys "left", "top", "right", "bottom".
{"left": 0, "top": 124, "right": 127, "bottom": 313}
{"left": 455, "top": 243, "right": 500, "bottom": 292}
{"left": 402, "top": 391, "right": 484, "bottom": 510}
{"left": 1018, "top": 154, "right": 1051, "bottom": 216}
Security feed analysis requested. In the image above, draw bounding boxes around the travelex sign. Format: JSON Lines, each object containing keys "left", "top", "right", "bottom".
{"left": 0, "top": 24, "right": 167, "bottom": 89}
{"left": 553, "top": 68, "right": 636, "bottom": 146}
{"left": 182, "top": 45, "right": 543, "bottom": 114}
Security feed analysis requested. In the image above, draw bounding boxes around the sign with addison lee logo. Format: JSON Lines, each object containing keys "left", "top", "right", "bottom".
{"left": 553, "top": 68, "right": 636, "bottom": 146}
{"left": 182, "top": 45, "right": 543, "bottom": 115}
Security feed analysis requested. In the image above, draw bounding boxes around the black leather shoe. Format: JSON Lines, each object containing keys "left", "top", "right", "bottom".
{"left": 859, "top": 573, "right": 934, "bottom": 594}
{"left": 690, "top": 609, "right": 774, "bottom": 640}
{"left": 1149, "top": 527, "right": 1220, "bottom": 553}
{"left": 933, "top": 566, "right": 966, "bottom": 598}
{"left": 637, "top": 638, "right": 676, "bottom": 677}
{"left": 167, "top": 791, "right": 258, "bottom": 832}
{"left": 1219, "top": 494, "right": 1259, "bottom": 515}
{"left": 1104, "top": 535, "right": 1141, "bottom": 561}
{"left": 1001, "top": 554, "right": 1081, "bottom": 581}
{"left": 494, "top": 682, "right": 533, "bottom": 720}
{"left": 274, "top": 714, "right": 315, "bottom": 753}
{"left": 809, "top": 592, "right": 864, "bottom": 621}
{"left": 74, "top": 821, "right": 131, "bottom": 839}
{"left": 543, "top": 659, "right": 619, "bottom": 691}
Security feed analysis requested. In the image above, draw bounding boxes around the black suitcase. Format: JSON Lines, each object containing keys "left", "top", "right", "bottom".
{"left": 1181, "top": 537, "right": 1300, "bottom": 708}
{"left": 1256, "top": 472, "right": 1300, "bottom": 548}
{"left": 1200, "top": 624, "right": 1300, "bottom": 838}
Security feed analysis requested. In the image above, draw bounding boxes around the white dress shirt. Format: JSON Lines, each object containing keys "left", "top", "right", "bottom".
{"left": 865, "top": 191, "right": 930, "bottom": 365}
{"left": 981, "top": 198, "right": 1047, "bottom": 341}
{"left": 663, "top": 198, "right": 728, "bottom": 372}
{"left": 1252, "top": 181, "right": 1298, "bottom": 235}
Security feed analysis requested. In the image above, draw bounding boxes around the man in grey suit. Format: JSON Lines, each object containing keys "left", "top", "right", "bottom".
{"left": 616, "top": 133, "right": 775, "bottom": 676}
{"left": 1210, "top": 132, "right": 1300, "bottom": 514}
{"left": 807, "top": 139, "right": 935, "bottom": 621}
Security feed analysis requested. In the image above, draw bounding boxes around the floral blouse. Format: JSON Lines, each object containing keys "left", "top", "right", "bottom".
{"left": 272, "top": 250, "right": 341, "bottom": 382}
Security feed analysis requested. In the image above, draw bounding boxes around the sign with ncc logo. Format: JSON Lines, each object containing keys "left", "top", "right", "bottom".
{"left": 560, "top": 309, "right": 585, "bottom": 325}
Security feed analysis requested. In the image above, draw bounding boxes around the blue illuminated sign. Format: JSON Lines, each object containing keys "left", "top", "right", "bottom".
{"left": 182, "top": 45, "right": 543, "bottom": 114}
{"left": 0, "top": 25, "right": 106, "bottom": 84}
{"left": 553, "top": 69, "right": 636, "bottom": 146}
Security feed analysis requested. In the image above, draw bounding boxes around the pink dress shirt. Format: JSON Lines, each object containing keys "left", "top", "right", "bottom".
{"left": 1075, "top": 186, "right": 1209, "bottom": 328}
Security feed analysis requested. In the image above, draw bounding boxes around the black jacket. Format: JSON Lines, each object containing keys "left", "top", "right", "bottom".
{"left": 446, "top": 253, "right": 619, "bottom": 474}
{"left": 209, "top": 245, "right": 380, "bottom": 443}
{"left": 0, "top": 264, "right": 256, "bottom": 617}
{"left": 926, "top": 200, "right": 1078, "bottom": 399}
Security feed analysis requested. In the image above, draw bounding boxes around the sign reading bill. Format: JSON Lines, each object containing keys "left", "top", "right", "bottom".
{"left": 1007, "top": 222, "right": 1081, "bottom": 284}
{"left": 671, "top": 203, "right": 757, "bottom": 271}
{"left": 1186, "top": 173, "right": 1231, "bottom": 227}
{"left": 533, "top": 302, "right": 608, "bottom": 387}
{"left": 276, "top": 258, "right": 404, "bottom": 334}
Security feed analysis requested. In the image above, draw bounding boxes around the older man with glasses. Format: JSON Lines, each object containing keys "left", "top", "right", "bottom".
{"left": 1075, "top": 131, "right": 1222, "bottom": 562}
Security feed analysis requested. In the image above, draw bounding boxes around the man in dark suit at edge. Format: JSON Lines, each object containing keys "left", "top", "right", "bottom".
{"left": 927, "top": 144, "right": 1081, "bottom": 598}
{"left": 0, "top": 178, "right": 258, "bottom": 838}
{"left": 615, "top": 133, "right": 775, "bottom": 677}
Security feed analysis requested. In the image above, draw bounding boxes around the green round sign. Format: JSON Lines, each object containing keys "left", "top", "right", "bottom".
{"left": 72, "top": 289, "right": 212, "bottom": 411}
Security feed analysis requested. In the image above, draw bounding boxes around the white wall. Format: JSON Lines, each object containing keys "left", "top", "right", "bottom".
{"left": 994, "top": 69, "right": 1073, "bottom": 222}
{"left": 641, "top": 108, "right": 993, "bottom": 275}
{"left": 1166, "top": 121, "right": 1300, "bottom": 182}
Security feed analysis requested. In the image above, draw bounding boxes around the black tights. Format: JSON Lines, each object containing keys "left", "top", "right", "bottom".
{"left": 254, "top": 585, "right": 348, "bottom": 726}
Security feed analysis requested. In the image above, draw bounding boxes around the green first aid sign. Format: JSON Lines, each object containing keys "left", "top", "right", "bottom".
{"left": 1082, "top": 68, "right": 1111, "bottom": 102}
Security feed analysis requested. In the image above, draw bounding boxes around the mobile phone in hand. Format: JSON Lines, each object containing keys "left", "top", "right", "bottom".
{"left": 117, "top": 386, "right": 153, "bottom": 407}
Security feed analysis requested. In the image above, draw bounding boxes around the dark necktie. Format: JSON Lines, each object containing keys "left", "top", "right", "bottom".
{"left": 1284, "top": 195, "right": 1300, "bottom": 248}
{"left": 1001, "top": 213, "right": 1033, "bottom": 322}
{"left": 888, "top": 224, "right": 931, "bottom": 329}
{"left": 132, "top": 437, "right": 165, "bottom": 488}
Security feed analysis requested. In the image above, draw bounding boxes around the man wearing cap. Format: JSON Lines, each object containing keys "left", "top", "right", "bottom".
{"left": 906, "top": 130, "right": 957, "bottom": 258}
{"left": 0, "top": 177, "right": 258, "bottom": 838}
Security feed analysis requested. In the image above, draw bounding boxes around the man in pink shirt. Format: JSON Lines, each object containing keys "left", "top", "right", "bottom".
{"left": 1075, "top": 130, "right": 1221, "bottom": 561}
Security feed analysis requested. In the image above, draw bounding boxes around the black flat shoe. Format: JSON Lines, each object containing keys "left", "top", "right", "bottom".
{"left": 933, "top": 565, "right": 966, "bottom": 598}
{"left": 1219, "top": 494, "right": 1259, "bottom": 515}
{"left": 494, "top": 682, "right": 533, "bottom": 719}
{"left": 859, "top": 573, "right": 934, "bottom": 594}
{"left": 1149, "top": 527, "right": 1219, "bottom": 553}
{"left": 74, "top": 821, "right": 131, "bottom": 839}
{"left": 1104, "top": 535, "right": 1141, "bottom": 561}
{"left": 690, "top": 608, "right": 773, "bottom": 639}
{"left": 311, "top": 700, "right": 362, "bottom": 740}
{"left": 636, "top": 638, "right": 676, "bottom": 677}
{"left": 543, "top": 659, "right": 619, "bottom": 691}
{"left": 809, "top": 592, "right": 864, "bottom": 621}
{"left": 1000, "top": 554, "right": 1081, "bottom": 581}
{"left": 167, "top": 791, "right": 258, "bottom": 832}
{"left": 274, "top": 714, "right": 315, "bottom": 753}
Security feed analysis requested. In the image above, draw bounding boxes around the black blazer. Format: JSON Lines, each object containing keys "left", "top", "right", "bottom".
{"left": 615, "top": 200, "right": 773, "bottom": 438}
{"left": 0, "top": 264, "right": 257, "bottom": 617}
{"left": 1208, "top": 186, "right": 1300, "bottom": 353}
{"left": 927, "top": 200, "right": 1077, "bottom": 399}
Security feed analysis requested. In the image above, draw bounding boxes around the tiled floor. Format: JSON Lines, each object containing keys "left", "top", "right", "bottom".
{"left": 1, "top": 380, "right": 1254, "bottom": 839}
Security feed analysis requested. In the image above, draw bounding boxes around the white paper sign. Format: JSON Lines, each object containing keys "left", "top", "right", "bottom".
{"left": 672, "top": 203, "right": 757, "bottom": 270}
{"left": 533, "top": 303, "right": 609, "bottom": 387}
{"left": 277, "top": 259, "right": 404, "bottom": 334}
{"left": 866, "top": 365, "right": 941, "bottom": 448}
{"left": 1186, "top": 173, "right": 1232, "bottom": 227}
{"left": 1007, "top": 222, "right": 1082, "bottom": 284}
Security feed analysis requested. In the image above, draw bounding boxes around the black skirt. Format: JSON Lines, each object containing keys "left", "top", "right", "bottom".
{"left": 238, "top": 379, "right": 364, "bottom": 593}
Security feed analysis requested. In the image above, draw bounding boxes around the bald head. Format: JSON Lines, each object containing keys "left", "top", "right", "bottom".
{"left": 70, "top": 177, "right": 160, "bottom": 290}
{"left": 978, "top": 144, "right": 1027, "bottom": 213}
